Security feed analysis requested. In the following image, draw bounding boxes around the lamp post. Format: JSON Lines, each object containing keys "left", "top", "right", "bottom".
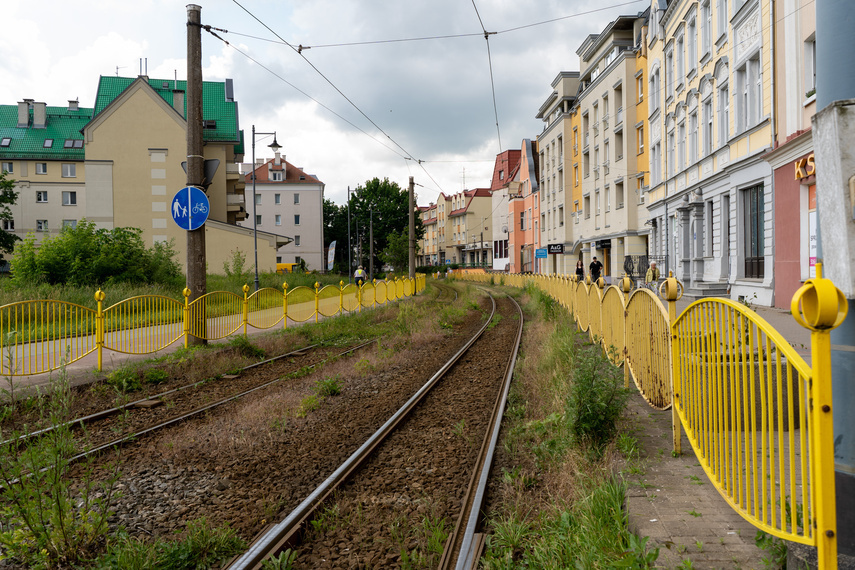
{"left": 251, "top": 125, "right": 281, "bottom": 291}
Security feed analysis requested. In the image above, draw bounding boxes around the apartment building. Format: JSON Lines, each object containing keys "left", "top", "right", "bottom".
{"left": 420, "top": 202, "right": 439, "bottom": 266}
{"left": 535, "top": 72, "right": 579, "bottom": 275}
{"left": 569, "top": 14, "right": 650, "bottom": 281}
{"left": 0, "top": 76, "right": 287, "bottom": 274}
{"left": 448, "top": 188, "right": 493, "bottom": 266}
{"left": 763, "top": 0, "right": 817, "bottom": 307}
{"left": 241, "top": 151, "right": 325, "bottom": 271}
{"left": 507, "top": 139, "right": 539, "bottom": 273}
{"left": 0, "top": 100, "right": 90, "bottom": 242}
{"left": 646, "top": 0, "right": 775, "bottom": 304}
{"left": 488, "top": 149, "right": 520, "bottom": 271}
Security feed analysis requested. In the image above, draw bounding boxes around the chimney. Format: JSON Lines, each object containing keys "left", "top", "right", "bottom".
{"left": 68, "top": 99, "right": 79, "bottom": 112}
{"left": 33, "top": 102, "right": 46, "bottom": 129}
{"left": 274, "top": 150, "right": 282, "bottom": 167}
{"left": 172, "top": 90, "right": 185, "bottom": 118}
{"left": 17, "top": 102, "right": 29, "bottom": 128}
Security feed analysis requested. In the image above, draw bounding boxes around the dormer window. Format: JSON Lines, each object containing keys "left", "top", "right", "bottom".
{"left": 270, "top": 171, "right": 283, "bottom": 182}
{"left": 202, "top": 120, "right": 217, "bottom": 129}
{"left": 43, "top": 139, "right": 53, "bottom": 148}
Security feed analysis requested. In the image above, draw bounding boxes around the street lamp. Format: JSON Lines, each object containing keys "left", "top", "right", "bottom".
{"left": 251, "top": 125, "right": 281, "bottom": 291}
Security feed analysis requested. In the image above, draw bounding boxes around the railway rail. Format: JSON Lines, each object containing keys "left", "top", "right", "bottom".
{"left": 228, "top": 289, "right": 523, "bottom": 569}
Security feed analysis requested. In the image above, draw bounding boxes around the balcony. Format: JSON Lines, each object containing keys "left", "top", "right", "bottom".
{"left": 226, "top": 192, "right": 246, "bottom": 211}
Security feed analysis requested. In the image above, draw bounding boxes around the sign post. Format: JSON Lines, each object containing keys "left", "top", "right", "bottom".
{"left": 171, "top": 186, "right": 210, "bottom": 231}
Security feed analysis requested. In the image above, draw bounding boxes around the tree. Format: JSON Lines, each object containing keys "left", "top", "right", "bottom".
{"left": 348, "top": 178, "right": 423, "bottom": 274}
{"left": 381, "top": 229, "right": 413, "bottom": 273}
{"left": 323, "top": 198, "right": 349, "bottom": 271}
{"left": 0, "top": 171, "right": 20, "bottom": 262}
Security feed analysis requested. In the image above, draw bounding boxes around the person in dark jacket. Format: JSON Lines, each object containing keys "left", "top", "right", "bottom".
{"left": 575, "top": 260, "right": 585, "bottom": 281}
{"left": 589, "top": 257, "right": 604, "bottom": 281}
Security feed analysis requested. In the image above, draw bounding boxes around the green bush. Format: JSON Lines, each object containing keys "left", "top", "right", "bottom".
{"left": 10, "top": 221, "right": 182, "bottom": 288}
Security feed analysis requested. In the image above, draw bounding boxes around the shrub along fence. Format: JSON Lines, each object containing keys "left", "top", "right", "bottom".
{"left": 0, "top": 275, "right": 425, "bottom": 377}
{"left": 457, "top": 267, "right": 846, "bottom": 569}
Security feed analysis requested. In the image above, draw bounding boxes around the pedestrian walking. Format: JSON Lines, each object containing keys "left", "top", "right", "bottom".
{"left": 354, "top": 265, "right": 366, "bottom": 287}
{"left": 589, "top": 256, "right": 604, "bottom": 281}
{"left": 575, "top": 260, "right": 585, "bottom": 281}
{"left": 645, "top": 261, "right": 660, "bottom": 289}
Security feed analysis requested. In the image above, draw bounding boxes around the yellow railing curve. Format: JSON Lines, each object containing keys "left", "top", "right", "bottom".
{"left": 0, "top": 275, "right": 426, "bottom": 377}
{"left": 456, "top": 267, "right": 844, "bottom": 569}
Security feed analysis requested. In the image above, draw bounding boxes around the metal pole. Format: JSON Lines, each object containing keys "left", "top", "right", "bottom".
{"left": 409, "top": 176, "right": 415, "bottom": 279}
{"left": 369, "top": 206, "right": 374, "bottom": 279}
{"left": 251, "top": 125, "right": 259, "bottom": 291}
{"left": 186, "top": 4, "right": 206, "bottom": 346}
{"left": 347, "top": 186, "right": 351, "bottom": 283}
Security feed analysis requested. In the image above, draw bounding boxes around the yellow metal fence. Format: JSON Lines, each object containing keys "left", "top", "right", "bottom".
{"left": 458, "top": 268, "right": 846, "bottom": 568}
{"left": 0, "top": 275, "right": 426, "bottom": 377}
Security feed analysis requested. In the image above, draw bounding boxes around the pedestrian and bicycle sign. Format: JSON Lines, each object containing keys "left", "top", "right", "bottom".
{"left": 171, "top": 186, "right": 209, "bottom": 231}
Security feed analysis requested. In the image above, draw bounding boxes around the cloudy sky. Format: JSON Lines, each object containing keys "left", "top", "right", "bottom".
{"left": 1, "top": 0, "right": 648, "bottom": 206}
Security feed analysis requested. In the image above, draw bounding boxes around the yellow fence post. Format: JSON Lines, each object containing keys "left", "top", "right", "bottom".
{"left": 339, "top": 280, "right": 345, "bottom": 314}
{"left": 95, "top": 289, "right": 105, "bottom": 371}
{"left": 619, "top": 274, "right": 633, "bottom": 388}
{"left": 792, "top": 262, "right": 847, "bottom": 570}
{"left": 661, "top": 271, "right": 683, "bottom": 455}
{"left": 282, "top": 282, "right": 288, "bottom": 329}
{"left": 183, "top": 288, "right": 191, "bottom": 348}
{"left": 314, "top": 282, "right": 320, "bottom": 323}
{"left": 242, "top": 284, "right": 249, "bottom": 336}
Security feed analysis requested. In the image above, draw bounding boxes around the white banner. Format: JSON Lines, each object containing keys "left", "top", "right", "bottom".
{"left": 327, "top": 240, "right": 336, "bottom": 271}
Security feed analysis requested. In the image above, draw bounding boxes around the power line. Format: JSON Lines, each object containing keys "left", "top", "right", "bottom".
{"left": 470, "top": 0, "right": 503, "bottom": 153}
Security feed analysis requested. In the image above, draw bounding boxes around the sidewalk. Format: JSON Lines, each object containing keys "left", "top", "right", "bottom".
{"left": 622, "top": 391, "right": 768, "bottom": 569}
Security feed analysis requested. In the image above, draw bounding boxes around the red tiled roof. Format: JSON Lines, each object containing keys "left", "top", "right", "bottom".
{"left": 244, "top": 157, "right": 323, "bottom": 184}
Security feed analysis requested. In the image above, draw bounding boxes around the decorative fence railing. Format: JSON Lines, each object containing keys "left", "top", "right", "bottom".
{"left": 457, "top": 268, "right": 846, "bottom": 569}
{"left": 0, "top": 274, "right": 426, "bottom": 377}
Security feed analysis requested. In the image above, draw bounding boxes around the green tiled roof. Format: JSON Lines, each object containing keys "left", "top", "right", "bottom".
{"left": 93, "top": 76, "right": 240, "bottom": 143}
{"left": 0, "top": 105, "right": 92, "bottom": 161}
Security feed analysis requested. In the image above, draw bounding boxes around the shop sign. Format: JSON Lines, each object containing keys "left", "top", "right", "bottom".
{"left": 794, "top": 153, "right": 815, "bottom": 180}
{"left": 547, "top": 244, "right": 565, "bottom": 254}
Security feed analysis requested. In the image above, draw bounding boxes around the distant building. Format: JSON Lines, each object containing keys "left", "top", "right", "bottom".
{"left": 507, "top": 139, "right": 540, "bottom": 273}
{"left": 0, "top": 76, "right": 287, "bottom": 274}
{"left": 241, "top": 151, "right": 325, "bottom": 271}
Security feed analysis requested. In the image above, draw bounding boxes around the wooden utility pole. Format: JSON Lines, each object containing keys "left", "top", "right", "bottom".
{"left": 186, "top": 4, "right": 206, "bottom": 345}
{"left": 409, "top": 176, "right": 415, "bottom": 279}
{"left": 369, "top": 206, "right": 374, "bottom": 279}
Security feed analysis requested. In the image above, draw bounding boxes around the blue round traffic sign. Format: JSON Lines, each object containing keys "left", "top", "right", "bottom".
{"left": 171, "top": 186, "right": 210, "bottom": 231}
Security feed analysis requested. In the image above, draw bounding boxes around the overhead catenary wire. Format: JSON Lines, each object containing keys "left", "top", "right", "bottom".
{"left": 470, "top": 0, "right": 503, "bottom": 154}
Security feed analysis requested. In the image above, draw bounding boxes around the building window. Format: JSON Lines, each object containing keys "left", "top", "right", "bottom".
{"left": 651, "top": 141, "right": 661, "bottom": 184}
{"left": 62, "top": 219, "right": 77, "bottom": 229}
{"left": 718, "top": 85, "right": 729, "bottom": 146}
{"left": 276, "top": 256, "right": 282, "bottom": 263}
{"left": 36, "top": 220, "right": 48, "bottom": 232}
{"left": 717, "top": 0, "right": 728, "bottom": 40}
{"left": 805, "top": 35, "right": 816, "bottom": 97}
{"left": 294, "top": 214, "right": 300, "bottom": 225}
{"left": 295, "top": 235, "right": 301, "bottom": 247}
{"left": 294, "top": 193, "right": 300, "bottom": 204}
{"left": 270, "top": 171, "right": 283, "bottom": 182}
{"left": 256, "top": 214, "right": 262, "bottom": 225}
{"left": 499, "top": 169, "right": 504, "bottom": 180}
{"left": 584, "top": 196, "right": 591, "bottom": 219}
{"left": 701, "top": 0, "right": 712, "bottom": 56}
{"left": 36, "top": 163, "right": 47, "bottom": 175}
{"left": 736, "top": 55, "right": 762, "bottom": 131}
{"left": 295, "top": 256, "right": 302, "bottom": 264}
{"left": 36, "top": 191, "right": 48, "bottom": 203}
{"left": 650, "top": 68, "right": 660, "bottom": 112}
{"left": 743, "top": 184, "right": 764, "bottom": 278}
{"left": 675, "top": 33, "right": 684, "bottom": 89}
{"left": 2, "top": 219, "right": 13, "bottom": 231}
{"left": 274, "top": 193, "right": 281, "bottom": 205}
{"left": 703, "top": 99, "right": 713, "bottom": 155}
{"left": 255, "top": 194, "right": 261, "bottom": 205}
{"left": 61, "top": 163, "right": 76, "bottom": 178}
{"left": 666, "top": 47, "right": 674, "bottom": 100}
{"left": 1, "top": 162, "right": 12, "bottom": 174}
{"left": 705, "top": 200, "right": 714, "bottom": 256}
{"left": 637, "top": 125, "right": 644, "bottom": 152}
{"left": 689, "top": 111, "right": 698, "bottom": 164}
{"left": 43, "top": 140, "right": 53, "bottom": 148}
{"left": 668, "top": 130, "right": 676, "bottom": 177}
{"left": 275, "top": 214, "right": 281, "bottom": 226}
{"left": 637, "top": 74, "right": 643, "bottom": 101}
{"left": 62, "top": 191, "right": 76, "bottom": 206}
{"left": 687, "top": 18, "right": 697, "bottom": 75}
{"left": 520, "top": 211, "right": 525, "bottom": 231}
{"left": 0, "top": 138, "right": 10, "bottom": 148}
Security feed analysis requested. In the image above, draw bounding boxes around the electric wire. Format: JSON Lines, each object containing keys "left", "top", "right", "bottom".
{"left": 470, "top": 0, "right": 503, "bottom": 153}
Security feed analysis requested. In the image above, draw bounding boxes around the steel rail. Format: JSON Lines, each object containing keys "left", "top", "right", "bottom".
{"left": 443, "top": 291, "right": 524, "bottom": 570}
{"left": 228, "top": 292, "right": 498, "bottom": 570}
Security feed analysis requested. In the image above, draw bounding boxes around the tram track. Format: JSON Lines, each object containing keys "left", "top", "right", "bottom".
{"left": 228, "top": 290, "right": 523, "bottom": 569}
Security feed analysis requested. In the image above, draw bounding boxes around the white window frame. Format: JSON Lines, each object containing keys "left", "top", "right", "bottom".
{"left": 718, "top": 84, "right": 729, "bottom": 146}
{"left": 270, "top": 171, "right": 283, "bottom": 182}
{"left": 36, "top": 219, "right": 48, "bottom": 232}
{"left": 36, "top": 163, "right": 47, "bottom": 175}
{"left": 36, "top": 191, "right": 48, "bottom": 203}
{"left": 294, "top": 214, "right": 300, "bottom": 225}
{"left": 717, "top": 0, "right": 728, "bottom": 42}
{"left": 701, "top": 0, "right": 712, "bottom": 57}
{"left": 293, "top": 193, "right": 300, "bottom": 205}
{"left": 275, "top": 214, "right": 281, "bottom": 226}
{"left": 678, "top": 121, "right": 686, "bottom": 171}
{"left": 0, "top": 162, "right": 12, "bottom": 174}
{"left": 689, "top": 111, "right": 698, "bottom": 165}
{"left": 687, "top": 17, "right": 697, "bottom": 76}
{"left": 62, "top": 219, "right": 77, "bottom": 229}
{"left": 295, "top": 235, "right": 301, "bottom": 247}
{"left": 2, "top": 219, "right": 14, "bottom": 231}
{"left": 804, "top": 35, "right": 817, "bottom": 97}
{"left": 61, "top": 163, "right": 76, "bottom": 178}
{"left": 703, "top": 98, "right": 713, "bottom": 155}
{"left": 274, "top": 193, "right": 281, "bottom": 205}
{"left": 62, "top": 191, "right": 77, "bottom": 206}
{"left": 256, "top": 214, "right": 262, "bottom": 225}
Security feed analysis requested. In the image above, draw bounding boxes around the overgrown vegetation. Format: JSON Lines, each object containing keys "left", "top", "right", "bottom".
{"left": 0, "top": 366, "right": 122, "bottom": 568}
{"left": 11, "top": 221, "right": 183, "bottom": 288}
{"left": 481, "top": 288, "right": 654, "bottom": 568}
